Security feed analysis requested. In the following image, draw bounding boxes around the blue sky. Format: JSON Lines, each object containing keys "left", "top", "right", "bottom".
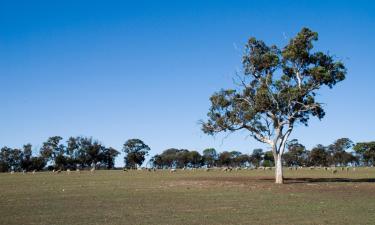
{"left": 1, "top": 0, "right": 374, "bottom": 166}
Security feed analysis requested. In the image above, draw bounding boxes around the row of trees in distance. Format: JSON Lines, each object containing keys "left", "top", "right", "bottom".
{"left": 150, "top": 138, "right": 374, "bottom": 169}
{"left": 0, "top": 136, "right": 143, "bottom": 172}
{"left": 1, "top": 136, "right": 375, "bottom": 172}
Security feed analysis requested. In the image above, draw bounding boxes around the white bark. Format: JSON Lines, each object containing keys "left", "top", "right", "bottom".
{"left": 275, "top": 154, "right": 283, "bottom": 184}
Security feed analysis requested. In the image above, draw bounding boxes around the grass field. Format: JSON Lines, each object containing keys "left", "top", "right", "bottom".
{"left": 1, "top": 168, "right": 375, "bottom": 225}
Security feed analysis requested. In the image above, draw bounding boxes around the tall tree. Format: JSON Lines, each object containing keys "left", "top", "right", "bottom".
{"left": 21, "top": 144, "right": 33, "bottom": 171}
{"left": 283, "top": 139, "right": 308, "bottom": 167}
{"left": 188, "top": 151, "right": 202, "bottom": 168}
{"left": 66, "top": 137, "right": 80, "bottom": 168}
{"left": 250, "top": 148, "right": 264, "bottom": 167}
{"left": 353, "top": 142, "right": 375, "bottom": 166}
{"left": 123, "top": 139, "right": 150, "bottom": 169}
{"left": 202, "top": 28, "right": 346, "bottom": 183}
{"left": 176, "top": 149, "right": 190, "bottom": 168}
{"left": 202, "top": 148, "right": 218, "bottom": 168}
{"left": 328, "top": 138, "right": 353, "bottom": 166}
{"left": 308, "top": 145, "right": 329, "bottom": 167}
{"left": 217, "top": 151, "right": 232, "bottom": 167}
{"left": 0, "top": 147, "right": 12, "bottom": 172}
{"left": 263, "top": 151, "right": 275, "bottom": 167}
{"left": 39, "top": 136, "right": 64, "bottom": 168}
{"left": 100, "top": 147, "right": 120, "bottom": 169}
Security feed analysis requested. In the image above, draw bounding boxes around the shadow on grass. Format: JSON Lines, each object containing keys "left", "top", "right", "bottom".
{"left": 282, "top": 177, "right": 375, "bottom": 184}
{"left": 256, "top": 177, "right": 375, "bottom": 184}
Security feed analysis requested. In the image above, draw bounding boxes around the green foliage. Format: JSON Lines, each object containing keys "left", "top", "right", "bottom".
{"left": 249, "top": 148, "right": 264, "bottom": 167}
{"left": 150, "top": 148, "right": 203, "bottom": 169}
{"left": 217, "top": 151, "right": 232, "bottom": 167}
{"left": 263, "top": 151, "right": 275, "bottom": 167}
{"left": 123, "top": 139, "right": 150, "bottom": 169}
{"left": 308, "top": 145, "right": 330, "bottom": 167}
{"left": 0, "top": 147, "right": 23, "bottom": 171}
{"left": 39, "top": 136, "right": 64, "bottom": 164}
{"left": 101, "top": 147, "right": 120, "bottom": 169}
{"left": 1, "top": 136, "right": 119, "bottom": 171}
{"left": 202, "top": 27, "right": 346, "bottom": 158}
{"left": 354, "top": 142, "right": 375, "bottom": 166}
{"left": 328, "top": 138, "right": 355, "bottom": 166}
{"left": 284, "top": 139, "right": 308, "bottom": 166}
{"left": 188, "top": 151, "right": 203, "bottom": 168}
{"left": 202, "top": 148, "right": 218, "bottom": 167}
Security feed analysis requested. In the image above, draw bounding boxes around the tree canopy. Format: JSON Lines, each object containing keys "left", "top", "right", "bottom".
{"left": 123, "top": 139, "right": 151, "bottom": 169}
{"left": 202, "top": 27, "right": 346, "bottom": 183}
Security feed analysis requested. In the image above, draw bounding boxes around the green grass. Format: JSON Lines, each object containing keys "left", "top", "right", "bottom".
{"left": 1, "top": 168, "right": 375, "bottom": 225}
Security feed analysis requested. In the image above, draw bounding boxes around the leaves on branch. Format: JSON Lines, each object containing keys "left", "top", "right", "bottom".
{"left": 202, "top": 27, "right": 346, "bottom": 148}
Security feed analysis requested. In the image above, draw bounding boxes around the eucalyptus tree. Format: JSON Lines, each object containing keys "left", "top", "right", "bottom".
{"left": 202, "top": 28, "right": 346, "bottom": 183}
{"left": 21, "top": 144, "right": 33, "bottom": 171}
{"left": 101, "top": 147, "right": 120, "bottom": 169}
{"left": 250, "top": 148, "right": 264, "bottom": 167}
{"left": 39, "top": 136, "right": 64, "bottom": 167}
{"left": 0, "top": 147, "right": 12, "bottom": 171}
{"left": 284, "top": 139, "right": 308, "bottom": 167}
{"left": 123, "top": 139, "right": 150, "bottom": 169}
{"left": 217, "top": 151, "right": 232, "bottom": 167}
{"left": 308, "top": 145, "right": 329, "bottom": 167}
{"left": 202, "top": 148, "right": 218, "bottom": 168}
{"left": 328, "top": 138, "right": 354, "bottom": 166}
{"left": 354, "top": 142, "right": 375, "bottom": 166}
{"left": 188, "top": 150, "right": 202, "bottom": 168}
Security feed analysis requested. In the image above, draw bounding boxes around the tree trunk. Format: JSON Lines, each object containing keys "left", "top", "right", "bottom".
{"left": 275, "top": 154, "right": 284, "bottom": 184}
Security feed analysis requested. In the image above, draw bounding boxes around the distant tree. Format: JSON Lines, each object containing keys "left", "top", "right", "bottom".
{"left": 176, "top": 149, "right": 190, "bottom": 168}
{"left": 235, "top": 154, "right": 250, "bottom": 167}
{"left": 308, "top": 145, "right": 329, "bottom": 167}
{"left": 217, "top": 151, "right": 232, "bottom": 167}
{"left": 21, "top": 144, "right": 33, "bottom": 171}
{"left": 263, "top": 151, "right": 275, "bottom": 167}
{"left": 227, "top": 151, "right": 249, "bottom": 167}
{"left": 0, "top": 160, "right": 9, "bottom": 172}
{"left": 123, "top": 139, "right": 150, "bottom": 169}
{"left": 1, "top": 148, "right": 23, "bottom": 171}
{"left": 0, "top": 136, "right": 122, "bottom": 172}
{"left": 0, "top": 147, "right": 12, "bottom": 172}
{"left": 2, "top": 146, "right": 44, "bottom": 172}
{"left": 39, "top": 136, "right": 64, "bottom": 168}
{"left": 202, "top": 28, "right": 346, "bottom": 183}
{"left": 250, "top": 149, "right": 264, "bottom": 167}
{"left": 100, "top": 147, "right": 120, "bottom": 169}
{"left": 328, "top": 138, "right": 353, "bottom": 166}
{"left": 66, "top": 137, "right": 80, "bottom": 168}
{"left": 150, "top": 154, "right": 163, "bottom": 169}
{"left": 30, "top": 157, "right": 47, "bottom": 171}
{"left": 75, "top": 137, "right": 94, "bottom": 167}
{"left": 353, "top": 142, "right": 375, "bottom": 166}
{"left": 342, "top": 152, "right": 358, "bottom": 166}
{"left": 188, "top": 151, "right": 202, "bottom": 168}
{"left": 283, "top": 139, "right": 308, "bottom": 167}
{"left": 202, "top": 148, "right": 218, "bottom": 168}
{"left": 158, "top": 148, "right": 180, "bottom": 168}
{"left": 229, "top": 151, "right": 242, "bottom": 158}
{"left": 86, "top": 141, "right": 105, "bottom": 168}
{"left": 72, "top": 136, "right": 106, "bottom": 168}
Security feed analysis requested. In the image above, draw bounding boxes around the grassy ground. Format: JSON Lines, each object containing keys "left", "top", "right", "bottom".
{"left": 1, "top": 168, "right": 375, "bottom": 225}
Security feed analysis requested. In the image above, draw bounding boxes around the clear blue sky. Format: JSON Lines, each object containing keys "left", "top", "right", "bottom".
{"left": 1, "top": 0, "right": 374, "bottom": 166}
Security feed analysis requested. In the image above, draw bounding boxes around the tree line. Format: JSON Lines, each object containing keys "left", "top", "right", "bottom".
{"left": 0, "top": 136, "right": 120, "bottom": 172}
{"left": 0, "top": 136, "right": 152, "bottom": 172}
{"left": 149, "top": 138, "right": 374, "bottom": 169}
{"left": 1, "top": 136, "right": 375, "bottom": 172}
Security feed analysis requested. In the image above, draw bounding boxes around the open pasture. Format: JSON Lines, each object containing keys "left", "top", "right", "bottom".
{"left": 1, "top": 168, "right": 375, "bottom": 225}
